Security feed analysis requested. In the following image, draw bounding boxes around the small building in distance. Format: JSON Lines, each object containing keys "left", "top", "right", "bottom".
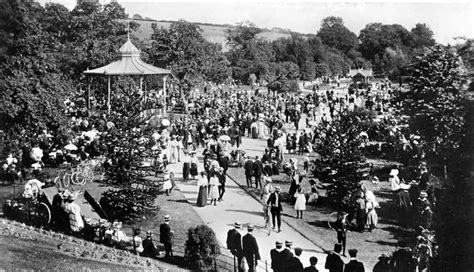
{"left": 349, "top": 68, "right": 373, "bottom": 84}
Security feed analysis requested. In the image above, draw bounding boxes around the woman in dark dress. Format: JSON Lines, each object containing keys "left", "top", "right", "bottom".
{"left": 196, "top": 171, "right": 208, "bottom": 207}
{"left": 189, "top": 151, "right": 199, "bottom": 180}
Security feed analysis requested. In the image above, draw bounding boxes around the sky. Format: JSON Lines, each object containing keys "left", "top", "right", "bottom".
{"left": 40, "top": 0, "right": 474, "bottom": 45}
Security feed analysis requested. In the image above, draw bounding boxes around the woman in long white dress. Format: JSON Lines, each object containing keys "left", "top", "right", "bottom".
{"left": 208, "top": 173, "right": 219, "bottom": 206}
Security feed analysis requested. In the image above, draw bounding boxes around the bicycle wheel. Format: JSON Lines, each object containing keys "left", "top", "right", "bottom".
{"left": 327, "top": 212, "right": 339, "bottom": 230}
{"left": 63, "top": 173, "right": 71, "bottom": 187}
{"left": 36, "top": 202, "right": 51, "bottom": 226}
{"left": 72, "top": 172, "right": 86, "bottom": 185}
{"left": 83, "top": 166, "right": 94, "bottom": 181}
{"left": 54, "top": 176, "right": 62, "bottom": 188}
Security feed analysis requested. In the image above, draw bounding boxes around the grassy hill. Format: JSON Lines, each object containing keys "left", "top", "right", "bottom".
{"left": 132, "top": 19, "right": 302, "bottom": 51}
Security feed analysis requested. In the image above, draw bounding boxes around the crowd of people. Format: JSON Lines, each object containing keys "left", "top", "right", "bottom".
{"left": 1, "top": 77, "right": 440, "bottom": 272}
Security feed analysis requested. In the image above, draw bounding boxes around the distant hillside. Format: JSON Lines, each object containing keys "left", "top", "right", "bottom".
{"left": 131, "top": 19, "right": 308, "bottom": 52}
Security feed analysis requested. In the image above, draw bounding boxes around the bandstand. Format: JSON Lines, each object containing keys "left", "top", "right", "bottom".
{"left": 83, "top": 37, "right": 171, "bottom": 115}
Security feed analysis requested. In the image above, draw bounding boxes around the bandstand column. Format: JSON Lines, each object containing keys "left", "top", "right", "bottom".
{"left": 107, "top": 76, "right": 111, "bottom": 114}
{"left": 163, "top": 76, "right": 167, "bottom": 114}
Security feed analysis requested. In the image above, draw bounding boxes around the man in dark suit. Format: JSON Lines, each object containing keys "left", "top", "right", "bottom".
{"left": 242, "top": 224, "right": 260, "bottom": 272}
{"left": 267, "top": 186, "right": 283, "bottom": 232}
{"left": 288, "top": 247, "right": 304, "bottom": 272}
{"left": 159, "top": 214, "right": 173, "bottom": 258}
{"left": 325, "top": 243, "right": 344, "bottom": 272}
{"left": 270, "top": 241, "right": 284, "bottom": 272}
{"left": 226, "top": 222, "right": 243, "bottom": 270}
{"left": 303, "top": 256, "right": 319, "bottom": 272}
{"left": 243, "top": 156, "right": 254, "bottom": 188}
{"left": 344, "top": 249, "right": 365, "bottom": 272}
{"left": 253, "top": 156, "right": 264, "bottom": 189}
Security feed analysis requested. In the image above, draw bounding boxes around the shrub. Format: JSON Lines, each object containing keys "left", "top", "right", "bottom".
{"left": 184, "top": 225, "right": 220, "bottom": 270}
{"left": 99, "top": 188, "right": 157, "bottom": 222}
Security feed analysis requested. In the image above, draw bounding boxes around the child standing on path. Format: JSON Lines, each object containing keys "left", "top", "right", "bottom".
{"left": 294, "top": 187, "right": 306, "bottom": 219}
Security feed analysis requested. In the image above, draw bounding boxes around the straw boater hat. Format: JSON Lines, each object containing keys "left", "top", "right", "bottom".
{"left": 275, "top": 186, "right": 281, "bottom": 192}
{"left": 234, "top": 222, "right": 241, "bottom": 229}
{"left": 419, "top": 191, "right": 428, "bottom": 198}
{"left": 164, "top": 214, "right": 171, "bottom": 222}
{"left": 247, "top": 224, "right": 254, "bottom": 231}
{"left": 275, "top": 241, "right": 283, "bottom": 247}
{"left": 285, "top": 241, "right": 293, "bottom": 247}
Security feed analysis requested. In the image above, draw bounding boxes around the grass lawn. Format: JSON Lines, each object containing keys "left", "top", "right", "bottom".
{"left": 227, "top": 153, "right": 415, "bottom": 270}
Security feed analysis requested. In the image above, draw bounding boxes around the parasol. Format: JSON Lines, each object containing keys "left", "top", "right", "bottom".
{"left": 161, "top": 119, "right": 170, "bottom": 127}
{"left": 219, "top": 135, "right": 231, "bottom": 142}
{"left": 65, "top": 142, "right": 78, "bottom": 151}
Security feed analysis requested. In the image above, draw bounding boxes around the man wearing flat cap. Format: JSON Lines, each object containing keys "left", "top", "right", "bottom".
{"left": 344, "top": 249, "right": 365, "bottom": 272}
{"left": 227, "top": 222, "right": 243, "bottom": 268}
{"left": 288, "top": 247, "right": 304, "bottom": 272}
{"left": 160, "top": 214, "right": 173, "bottom": 258}
{"left": 270, "top": 241, "right": 285, "bottom": 272}
{"left": 325, "top": 243, "right": 344, "bottom": 272}
{"left": 242, "top": 224, "right": 260, "bottom": 272}
{"left": 373, "top": 253, "right": 391, "bottom": 272}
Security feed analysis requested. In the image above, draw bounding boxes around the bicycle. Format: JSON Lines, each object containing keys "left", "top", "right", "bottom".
{"left": 54, "top": 168, "right": 73, "bottom": 188}
{"left": 71, "top": 161, "right": 94, "bottom": 185}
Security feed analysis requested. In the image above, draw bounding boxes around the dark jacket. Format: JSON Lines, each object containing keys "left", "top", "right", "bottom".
{"left": 226, "top": 229, "right": 242, "bottom": 256}
{"left": 253, "top": 159, "right": 264, "bottom": 176}
{"left": 244, "top": 159, "right": 254, "bottom": 176}
{"left": 288, "top": 256, "right": 304, "bottom": 272}
{"left": 325, "top": 252, "right": 344, "bottom": 272}
{"left": 372, "top": 260, "right": 391, "bottom": 272}
{"left": 344, "top": 259, "right": 365, "bottom": 272}
{"left": 159, "top": 223, "right": 172, "bottom": 245}
{"left": 267, "top": 192, "right": 283, "bottom": 211}
{"left": 242, "top": 233, "right": 260, "bottom": 264}
{"left": 281, "top": 248, "right": 294, "bottom": 271}
{"left": 270, "top": 249, "right": 284, "bottom": 272}
{"left": 303, "top": 266, "right": 318, "bottom": 272}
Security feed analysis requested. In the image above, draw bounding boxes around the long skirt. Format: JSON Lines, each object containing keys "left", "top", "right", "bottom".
{"left": 190, "top": 163, "right": 198, "bottom": 176}
{"left": 183, "top": 162, "right": 190, "bottom": 180}
{"left": 197, "top": 186, "right": 207, "bottom": 207}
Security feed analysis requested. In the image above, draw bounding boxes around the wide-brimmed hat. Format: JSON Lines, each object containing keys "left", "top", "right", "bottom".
{"left": 285, "top": 240, "right": 293, "bottom": 247}
{"left": 389, "top": 169, "right": 399, "bottom": 176}
{"left": 234, "top": 222, "right": 241, "bottom": 229}
{"left": 247, "top": 224, "right": 254, "bottom": 231}
{"left": 275, "top": 241, "right": 283, "bottom": 247}
{"left": 400, "top": 183, "right": 411, "bottom": 190}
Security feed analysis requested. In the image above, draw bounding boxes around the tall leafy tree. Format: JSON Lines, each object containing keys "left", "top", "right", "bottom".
{"left": 312, "top": 110, "right": 368, "bottom": 210}
{"left": 147, "top": 20, "right": 230, "bottom": 87}
{"left": 317, "top": 16, "right": 359, "bottom": 55}
{"left": 399, "top": 45, "right": 466, "bottom": 176}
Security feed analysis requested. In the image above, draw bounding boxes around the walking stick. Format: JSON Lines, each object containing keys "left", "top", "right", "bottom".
{"left": 234, "top": 254, "right": 236, "bottom": 272}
